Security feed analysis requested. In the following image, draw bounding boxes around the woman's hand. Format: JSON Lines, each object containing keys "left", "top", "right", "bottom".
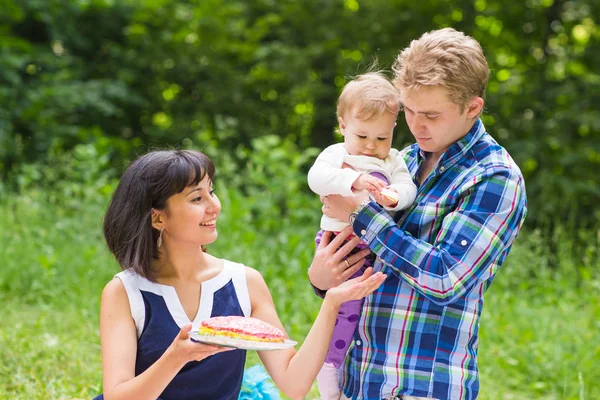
{"left": 324, "top": 267, "right": 387, "bottom": 308}
{"left": 308, "top": 226, "right": 371, "bottom": 291}
{"left": 168, "top": 324, "right": 234, "bottom": 365}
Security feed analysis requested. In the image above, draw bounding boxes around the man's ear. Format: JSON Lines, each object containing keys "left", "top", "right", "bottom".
{"left": 151, "top": 209, "right": 165, "bottom": 231}
{"left": 466, "top": 96, "right": 484, "bottom": 119}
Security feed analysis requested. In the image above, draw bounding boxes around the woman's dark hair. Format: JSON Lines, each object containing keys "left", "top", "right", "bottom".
{"left": 103, "top": 150, "right": 215, "bottom": 281}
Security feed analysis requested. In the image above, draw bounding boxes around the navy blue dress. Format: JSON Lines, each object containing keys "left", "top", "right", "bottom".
{"left": 94, "top": 260, "right": 252, "bottom": 400}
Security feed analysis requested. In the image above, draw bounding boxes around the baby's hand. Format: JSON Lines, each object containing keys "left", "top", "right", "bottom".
{"left": 371, "top": 187, "right": 400, "bottom": 208}
{"left": 352, "top": 174, "right": 387, "bottom": 192}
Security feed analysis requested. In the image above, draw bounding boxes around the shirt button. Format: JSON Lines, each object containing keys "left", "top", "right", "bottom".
{"left": 355, "top": 340, "right": 361, "bottom": 346}
{"left": 461, "top": 240, "right": 468, "bottom": 246}
{"left": 361, "top": 229, "right": 366, "bottom": 235}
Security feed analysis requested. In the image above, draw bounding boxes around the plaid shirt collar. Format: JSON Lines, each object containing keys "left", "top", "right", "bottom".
{"left": 415, "top": 118, "right": 485, "bottom": 175}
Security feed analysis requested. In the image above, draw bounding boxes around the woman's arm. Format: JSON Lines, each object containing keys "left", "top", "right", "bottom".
{"left": 100, "top": 278, "right": 229, "bottom": 400}
{"left": 246, "top": 266, "right": 385, "bottom": 399}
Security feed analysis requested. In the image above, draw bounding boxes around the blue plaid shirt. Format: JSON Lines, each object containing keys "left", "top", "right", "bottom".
{"left": 342, "top": 120, "right": 527, "bottom": 400}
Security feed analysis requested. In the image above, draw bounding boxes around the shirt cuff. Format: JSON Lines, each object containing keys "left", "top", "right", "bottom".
{"left": 310, "top": 282, "right": 327, "bottom": 299}
{"left": 351, "top": 201, "right": 396, "bottom": 246}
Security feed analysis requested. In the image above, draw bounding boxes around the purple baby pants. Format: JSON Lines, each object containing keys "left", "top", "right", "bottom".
{"left": 315, "top": 230, "right": 376, "bottom": 368}
{"left": 316, "top": 170, "right": 388, "bottom": 368}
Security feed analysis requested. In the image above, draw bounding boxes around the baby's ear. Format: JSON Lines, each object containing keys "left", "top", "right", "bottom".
{"left": 337, "top": 116, "right": 346, "bottom": 133}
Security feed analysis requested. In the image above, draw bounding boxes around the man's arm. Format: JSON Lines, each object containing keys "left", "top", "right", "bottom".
{"left": 307, "top": 144, "right": 362, "bottom": 196}
{"left": 352, "top": 168, "right": 527, "bottom": 305}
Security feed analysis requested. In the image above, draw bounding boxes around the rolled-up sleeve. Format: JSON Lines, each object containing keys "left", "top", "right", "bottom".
{"left": 352, "top": 167, "right": 528, "bottom": 305}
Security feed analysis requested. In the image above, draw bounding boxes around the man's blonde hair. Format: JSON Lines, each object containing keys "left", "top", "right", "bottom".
{"left": 337, "top": 72, "right": 401, "bottom": 121}
{"left": 393, "top": 28, "right": 489, "bottom": 112}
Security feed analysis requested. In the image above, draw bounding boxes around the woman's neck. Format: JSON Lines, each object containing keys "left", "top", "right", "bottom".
{"left": 155, "top": 243, "right": 209, "bottom": 282}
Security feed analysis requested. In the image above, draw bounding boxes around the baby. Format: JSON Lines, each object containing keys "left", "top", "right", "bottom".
{"left": 307, "top": 72, "right": 417, "bottom": 399}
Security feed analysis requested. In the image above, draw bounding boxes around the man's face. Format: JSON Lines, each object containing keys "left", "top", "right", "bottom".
{"left": 400, "top": 86, "right": 483, "bottom": 159}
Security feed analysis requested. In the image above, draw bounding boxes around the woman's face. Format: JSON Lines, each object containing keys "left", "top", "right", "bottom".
{"left": 161, "top": 175, "right": 221, "bottom": 247}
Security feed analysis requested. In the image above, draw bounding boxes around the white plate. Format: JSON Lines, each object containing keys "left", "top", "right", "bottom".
{"left": 190, "top": 333, "right": 297, "bottom": 351}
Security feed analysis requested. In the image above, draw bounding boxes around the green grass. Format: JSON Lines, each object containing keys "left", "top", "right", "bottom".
{"left": 1, "top": 188, "right": 598, "bottom": 400}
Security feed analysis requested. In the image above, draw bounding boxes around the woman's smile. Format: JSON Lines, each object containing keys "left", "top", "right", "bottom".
{"left": 200, "top": 218, "right": 217, "bottom": 227}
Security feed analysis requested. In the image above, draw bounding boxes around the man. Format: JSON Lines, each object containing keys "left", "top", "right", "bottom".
{"left": 308, "top": 28, "right": 528, "bottom": 400}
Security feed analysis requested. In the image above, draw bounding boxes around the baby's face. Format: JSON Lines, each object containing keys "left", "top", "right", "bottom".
{"left": 340, "top": 111, "right": 396, "bottom": 159}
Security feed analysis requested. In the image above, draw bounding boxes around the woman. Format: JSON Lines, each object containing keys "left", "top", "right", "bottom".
{"left": 95, "top": 150, "right": 385, "bottom": 400}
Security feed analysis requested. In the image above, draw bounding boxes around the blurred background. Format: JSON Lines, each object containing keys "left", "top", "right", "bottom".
{"left": 0, "top": 0, "right": 598, "bottom": 399}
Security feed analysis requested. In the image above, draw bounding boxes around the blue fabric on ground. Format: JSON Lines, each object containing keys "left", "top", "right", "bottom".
{"left": 238, "top": 365, "right": 281, "bottom": 400}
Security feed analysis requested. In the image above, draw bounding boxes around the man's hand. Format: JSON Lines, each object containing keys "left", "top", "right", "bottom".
{"left": 308, "top": 226, "right": 371, "bottom": 291}
{"left": 321, "top": 194, "right": 362, "bottom": 222}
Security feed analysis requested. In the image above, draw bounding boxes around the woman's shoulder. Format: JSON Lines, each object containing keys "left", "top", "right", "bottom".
{"left": 242, "top": 266, "right": 273, "bottom": 312}
{"left": 222, "top": 262, "right": 267, "bottom": 293}
{"left": 101, "top": 275, "right": 131, "bottom": 312}
{"left": 101, "top": 269, "right": 144, "bottom": 307}
{"left": 103, "top": 275, "right": 126, "bottom": 296}
{"left": 243, "top": 265, "right": 264, "bottom": 284}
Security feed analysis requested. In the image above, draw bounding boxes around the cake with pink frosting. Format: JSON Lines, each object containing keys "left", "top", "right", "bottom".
{"left": 198, "top": 316, "right": 285, "bottom": 343}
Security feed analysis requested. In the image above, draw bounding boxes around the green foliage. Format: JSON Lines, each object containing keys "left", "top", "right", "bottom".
{"left": 0, "top": 0, "right": 145, "bottom": 179}
{"left": 214, "top": 134, "right": 320, "bottom": 231}
{"left": 478, "top": 228, "right": 600, "bottom": 399}
{"left": 10, "top": 141, "right": 117, "bottom": 207}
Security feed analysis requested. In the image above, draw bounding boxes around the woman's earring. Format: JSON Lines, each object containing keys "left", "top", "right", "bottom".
{"left": 157, "top": 228, "right": 164, "bottom": 248}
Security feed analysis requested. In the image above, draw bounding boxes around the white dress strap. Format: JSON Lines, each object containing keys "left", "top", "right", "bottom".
{"left": 193, "top": 260, "right": 252, "bottom": 330}
{"left": 225, "top": 260, "right": 252, "bottom": 318}
{"left": 115, "top": 269, "right": 187, "bottom": 338}
{"left": 115, "top": 269, "right": 146, "bottom": 339}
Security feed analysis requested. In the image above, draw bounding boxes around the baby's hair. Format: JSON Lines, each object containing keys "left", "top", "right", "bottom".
{"left": 393, "top": 27, "right": 489, "bottom": 115}
{"left": 103, "top": 150, "right": 214, "bottom": 281}
{"left": 337, "top": 71, "right": 401, "bottom": 121}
